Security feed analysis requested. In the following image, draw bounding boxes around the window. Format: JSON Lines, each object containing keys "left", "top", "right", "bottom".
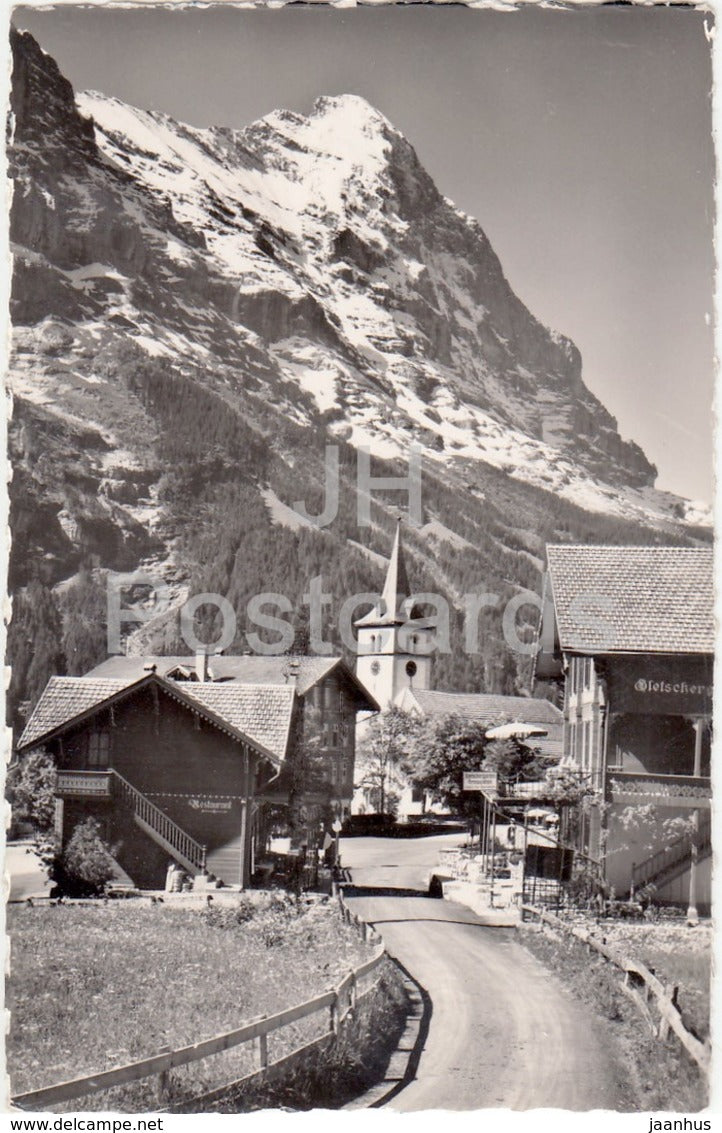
{"left": 87, "top": 731, "right": 110, "bottom": 769}
{"left": 322, "top": 720, "right": 339, "bottom": 748}
{"left": 568, "top": 721, "right": 577, "bottom": 762}
{"left": 583, "top": 722, "right": 591, "bottom": 770}
{"left": 573, "top": 659, "right": 582, "bottom": 695}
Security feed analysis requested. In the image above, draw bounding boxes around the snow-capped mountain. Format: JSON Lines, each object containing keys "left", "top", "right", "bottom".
{"left": 6, "top": 28, "right": 710, "bottom": 695}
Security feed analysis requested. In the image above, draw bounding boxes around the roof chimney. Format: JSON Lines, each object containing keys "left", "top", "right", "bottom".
{"left": 285, "top": 658, "right": 301, "bottom": 686}
{"left": 195, "top": 651, "right": 209, "bottom": 683}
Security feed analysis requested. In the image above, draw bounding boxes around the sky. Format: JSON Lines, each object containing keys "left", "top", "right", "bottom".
{"left": 11, "top": 3, "right": 717, "bottom": 504}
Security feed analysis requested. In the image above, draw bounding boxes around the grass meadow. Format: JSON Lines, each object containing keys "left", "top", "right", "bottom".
{"left": 7, "top": 895, "right": 405, "bottom": 1111}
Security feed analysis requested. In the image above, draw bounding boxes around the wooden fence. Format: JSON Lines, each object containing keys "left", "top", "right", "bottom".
{"left": 521, "top": 904, "right": 710, "bottom": 1075}
{"left": 12, "top": 901, "right": 386, "bottom": 1112}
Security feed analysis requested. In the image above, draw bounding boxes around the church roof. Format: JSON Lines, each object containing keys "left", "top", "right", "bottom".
{"left": 355, "top": 522, "right": 414, "bottom": 627}
{"left": 398, "top": 687, "right": 564, "bottom": 760}
{"left": 401, "top": 687, "right": 563, "bottom": 726}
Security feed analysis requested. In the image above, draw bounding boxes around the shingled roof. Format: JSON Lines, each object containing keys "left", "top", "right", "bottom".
{"left": 175, "top": 682, "right": 295, "bottom": 761}
{"left": 18, "top": 678, "right": 128, "bottom": 750}
{"left": 85, "top": 654, "right": 374, "bottom": 705}
{"left": 17, "top": 674, "right": 295, "bottom": 762}
{"left": 546, "top": 545, "right": 715, "bottom": 655}
{"left": 401, "top": 688, "right": 562, "bottom": 725}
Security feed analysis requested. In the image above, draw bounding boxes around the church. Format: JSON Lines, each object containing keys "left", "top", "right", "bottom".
{"left": 352, "top": 523, "right": 561, "bottom": 818}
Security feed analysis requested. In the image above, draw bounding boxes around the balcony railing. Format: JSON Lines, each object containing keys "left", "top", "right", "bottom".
{"left": 56, "top": 770, "right": 113, "bottom": 798}
{"left": 55, "top": 769, "right": 206, "bottom": 873}
{"left": 608, "top": 771, "right": 711, "bottom": 807}
{"left": 506, "top": 781, "right": 552, "bottom": 799}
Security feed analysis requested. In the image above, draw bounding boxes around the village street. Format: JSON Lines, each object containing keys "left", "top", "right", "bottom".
{"left": 341, "top": 834, "right": 626, "bottom": 1111}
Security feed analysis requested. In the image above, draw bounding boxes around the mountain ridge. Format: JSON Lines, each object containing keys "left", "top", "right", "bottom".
{"left": 6, "top": 27, "right": 711, "bottom": 731}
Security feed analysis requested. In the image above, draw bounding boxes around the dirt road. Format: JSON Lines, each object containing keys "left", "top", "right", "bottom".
{"left": 341, "top": 835, "right": 627, "bottom": 1111}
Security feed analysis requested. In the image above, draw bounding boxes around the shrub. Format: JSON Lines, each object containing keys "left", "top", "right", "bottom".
{"left": 201, "top": 899, "right": 256, "bottom": 930}
{"left": 57, "top": 818, "right": 117, "bottom": 896}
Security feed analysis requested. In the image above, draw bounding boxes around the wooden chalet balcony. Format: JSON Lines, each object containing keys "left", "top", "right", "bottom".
{"left": 56, "top": 770, "right": 113, "bottom": 798}
{"left": 607, "top": 770, "right": 711, "bottom": 808}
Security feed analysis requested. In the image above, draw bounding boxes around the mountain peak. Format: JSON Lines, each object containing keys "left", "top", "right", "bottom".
{"left": 252, "top": 92, "right": 396, "bottom": 170}
{"left": 310, "top": 93, "right": 394, "bottom": 133}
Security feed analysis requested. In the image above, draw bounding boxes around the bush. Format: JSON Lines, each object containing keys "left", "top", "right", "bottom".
{"left": 6, "top": 749, "right": 57, "bottom": 833}
{"left": 57, "top": 818, "right": 117, "bottom": 896}
{"left": 201, "top": 899, "right": 257, "bottom": 930}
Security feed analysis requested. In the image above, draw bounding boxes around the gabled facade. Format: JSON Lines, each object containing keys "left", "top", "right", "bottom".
{"left": 537, "top": 545, "right": 713, "bottom": 911}
{"left": 17, "top": 655, "right": 377, "bottom": 889}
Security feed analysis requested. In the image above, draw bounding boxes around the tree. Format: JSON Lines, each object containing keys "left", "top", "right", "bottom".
{"left": 405, "top": 713, "right": 488, "bottom": 815}
{"left": 60, "top": 568, "right": 108, "bottom": 675}
{"left": 6, "top": 579, "right": 64, "bottom": 733}
{"left": 483, "top": 738, "right": 554, "bottom": 783}
{"left": 542, "top": 765, "right": 603, "bottom": 849}
{"left": 6, "top": 748, "right": 57, "bottom": 833}
{"left": 357, "top": 707, "right": 421, "bottom": 816}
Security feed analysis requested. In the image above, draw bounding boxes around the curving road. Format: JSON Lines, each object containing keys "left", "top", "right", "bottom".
{"left": 341, "top": 834, "right": 627, "bottom": 1111}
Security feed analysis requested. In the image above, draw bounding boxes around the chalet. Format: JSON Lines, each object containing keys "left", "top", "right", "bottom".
{"left": 537, "top": 544, "right": 713, "bottom": 913}
{"left": 17, "top": 654, "right": 377, "bottom": 890}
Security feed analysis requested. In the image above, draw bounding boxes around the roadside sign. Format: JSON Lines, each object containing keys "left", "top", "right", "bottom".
{"left": 463, "top": 771, "right": 498, "bottom": 795}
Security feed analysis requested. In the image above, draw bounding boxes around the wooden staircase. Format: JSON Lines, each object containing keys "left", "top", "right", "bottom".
{"left": 111, "top": 770, "right": 207, "bottom": 877}
{"left": 632, "top": 814, "right": 712, "bottom": 892}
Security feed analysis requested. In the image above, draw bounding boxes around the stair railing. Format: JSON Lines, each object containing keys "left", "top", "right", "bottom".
{"left": 632, "top": 812, "right": 712, "bottom": 891}
{"left": 110, "top": 769, "right": 207, "bottom": 873}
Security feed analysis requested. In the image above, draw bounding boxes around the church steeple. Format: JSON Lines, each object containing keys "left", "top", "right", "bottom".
{"left": 354, "top": 522, "right": 432, "bottom": 709}
{"left": 356, "top": 521, "right": 412, "bottom": 627}
{"left": 381, "top": 521, "right": 410, "bottom": 621}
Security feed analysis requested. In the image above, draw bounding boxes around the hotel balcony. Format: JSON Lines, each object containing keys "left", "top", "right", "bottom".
{"left": 55, "top": 770, "right": 113, "bottom": 798}
{"left": 607, "top": 770, "right": 711, "bottom": 809}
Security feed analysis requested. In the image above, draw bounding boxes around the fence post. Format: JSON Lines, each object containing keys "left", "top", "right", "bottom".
{"left": 330, "top": 990, "right": 339, "bottom": 1036}
{"left": 350, "top": 972, "right": 357, "bottom": 1013}
{"left": 658, "top": 985, "right": 679, "bottom": 1042}
{"left": 156, "top": 1047, "right": 171, "bottom": 1106}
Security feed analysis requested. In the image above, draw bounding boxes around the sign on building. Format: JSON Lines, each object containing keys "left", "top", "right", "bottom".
{"left": 609, "top": 657, "right": 713, "bottom": 716}
{"left": 463, "top": 770, "right": 499, "bottom": 797}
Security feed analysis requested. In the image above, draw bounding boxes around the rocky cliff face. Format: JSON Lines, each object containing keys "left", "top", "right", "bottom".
{"left": 7, "top": 27, "right": 708, "bottom": 614}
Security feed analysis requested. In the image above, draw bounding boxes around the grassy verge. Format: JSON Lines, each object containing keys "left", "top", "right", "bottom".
{"left": 8, "top": 893, "right": 406, "bottom": 1112}
{"left": 519, "top": 920, "right": 708, "bottom": 1112}
{"left": 201, "top": 957, "right": 409, "bottom": 1112}
{"left": 591, "top": 920, "right": 711, "bottom": 1041}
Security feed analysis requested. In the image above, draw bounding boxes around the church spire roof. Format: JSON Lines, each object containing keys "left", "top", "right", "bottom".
{"left": 355, "top": 521, "right": 412, "bottom": 627}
